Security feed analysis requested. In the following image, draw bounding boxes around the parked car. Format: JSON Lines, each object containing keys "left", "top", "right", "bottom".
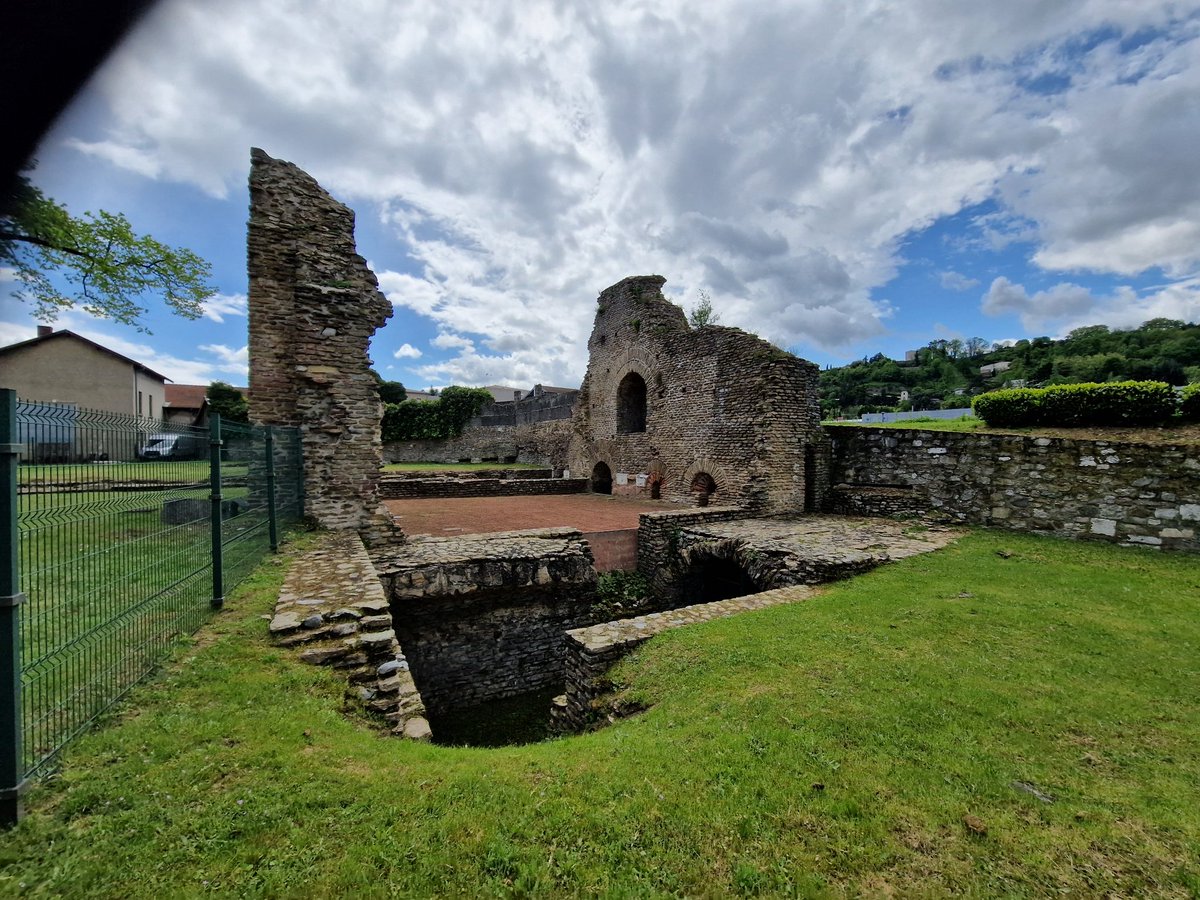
{"left": 137, "top": 433, "right": 202, "bottom": 460}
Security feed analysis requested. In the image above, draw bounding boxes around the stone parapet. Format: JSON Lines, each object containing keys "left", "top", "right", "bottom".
{"left": 269, "top": 531, "right": 430, "bottom": 739}
{"left": 831, "top": 427, "right": 1200, "bottom": 552}
{"left": 553, "top": 585, "right": 815, "bottom": 730}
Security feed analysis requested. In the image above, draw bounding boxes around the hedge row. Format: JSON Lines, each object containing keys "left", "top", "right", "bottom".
{"left": 1183, "top": 383, "right": 1200, "bottom": 422}
{"left": 381, "top": 386, "right": 493, "bottom": 441}
{"left": 971, "top": 381, "right": 1182, "bottom": 427}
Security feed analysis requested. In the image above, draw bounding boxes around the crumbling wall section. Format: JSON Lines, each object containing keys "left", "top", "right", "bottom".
{"left": 248, "top": 148, "right": 393, "bottom": 530}
{"left": 568, "top": 275, "right": 828, "bottom": 514}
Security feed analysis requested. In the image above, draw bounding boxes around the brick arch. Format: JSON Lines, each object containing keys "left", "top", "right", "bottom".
{"left": 675, "top": 537, "right": 787, "bottom": 599}
{"left": 681, "top": 457, "right": 732, "bottom": 498}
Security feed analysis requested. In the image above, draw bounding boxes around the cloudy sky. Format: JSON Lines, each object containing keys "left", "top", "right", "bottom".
{"left": 3, "top": 0, "right": 1200, "bottom": 389}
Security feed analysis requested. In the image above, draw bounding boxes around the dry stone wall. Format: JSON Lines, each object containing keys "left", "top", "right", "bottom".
{"left": 248, "top": 148, "right": 393, "bottom": 530}
{"left": 383, "top": 419, "right": 572, "bottom": 467}
{"left": 831, "top": 427, "right": 1200, "bottom": 552}
{"left": 568, "top": 276, "right": 829, "bottom": 514}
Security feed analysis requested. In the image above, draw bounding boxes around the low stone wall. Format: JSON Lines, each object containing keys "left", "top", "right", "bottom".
{"left": 553, "top": 585, "right": 815, "bottom": 731}
{"left": 269, "top": 531, "right": 430, "bottom": 739}
{"left": 378, "top": 476, "right": 587, "bottom": 500}
{"left": 383, "top": 419, "right": 571, "bottom": 467}
{"left": 383, "top": 468, "right": 552, "bottom": 481}
{"left": 636, "top": 506, "right": 746, "bottom": 585}
{"left": 371, "top": 529, "right": 599, "bottom": 716}
{"left": 829, "top": 484, "right": 927, "bottom": 518}
{"left": 830, "top": 427, "right": 1200, "bottom": 551}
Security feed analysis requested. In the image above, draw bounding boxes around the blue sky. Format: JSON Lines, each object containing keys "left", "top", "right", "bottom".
{"left": 3, "top": 0, "right": 1199, "bottom": 388}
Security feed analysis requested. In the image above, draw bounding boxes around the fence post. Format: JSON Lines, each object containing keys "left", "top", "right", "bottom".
{"left": 209, "top": 414, "right": 224, "bottom": 610}
{"left": 0, "top": 389, "right": 28, "bottom": 826}
{"left": 265, "top": 426, "right": 278, "bottom": 553}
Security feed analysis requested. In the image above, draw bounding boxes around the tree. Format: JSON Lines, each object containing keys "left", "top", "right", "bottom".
{"left": 1, "top": 172, "right": 216, "bottom": 331}
{"left": 206, "top": 382, "right": 249, "bottom": 423}
{"left": 688, "top": 290, "right": 719, "bottom": 328}
{"left": 369, "top": 369, "right": 407, "bottom": 404}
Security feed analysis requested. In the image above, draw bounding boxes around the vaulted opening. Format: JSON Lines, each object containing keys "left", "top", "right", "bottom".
{"left": 682, "top": 554, "right": 759, "bottom": 604}
{"left": 616, "top": 372, "right": 647, "bottom": 434}
{"left": 590, "top": 461, "right": 613, "bottom": 494}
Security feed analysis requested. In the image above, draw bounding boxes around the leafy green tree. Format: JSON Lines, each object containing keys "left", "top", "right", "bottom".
{"left": 206, "top": 381, "right": 249, "bottom": 423}
{"left": 1, "top": 173, "right": 216, "bottom": 331}
{"left": 688, "top": 290, "right": 720, "bottom": 328}
{"left": 369, "top": 369, "right": 408, "bottom": 404}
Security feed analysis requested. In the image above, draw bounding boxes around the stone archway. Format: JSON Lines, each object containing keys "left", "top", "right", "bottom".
{"left": 590, "top": 461, "right": 613, "bottom": 495}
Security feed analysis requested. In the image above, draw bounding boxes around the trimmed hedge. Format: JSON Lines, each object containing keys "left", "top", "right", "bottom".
{"left": 1182, "top": 383, "right": 1200, "bottom": 423}
{"left": 972, "top": 381, "right": 1177, "bottom": 427}
{"left": 381, "top": 386, "right": 492, "bottom": 441}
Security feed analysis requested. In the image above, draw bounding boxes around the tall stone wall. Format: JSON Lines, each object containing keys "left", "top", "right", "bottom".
{"left": 830, "top": 427, "right": 1200, "bottom": 552}
{"left": 568, "top": 275, "right": 829, "bottom": 514}
{"left": 247, "top": 148, "right": 393, "bottom": 530}
{"left": 382, "top": 418, "right": 572, "bottom": 467}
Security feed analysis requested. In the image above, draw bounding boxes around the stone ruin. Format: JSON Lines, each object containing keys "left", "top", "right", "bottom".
{"left": 247, "top": 147, "right": 394, "bottom": 531}
{"left": 568, "top": 275, "right": 831, "bottom": 515}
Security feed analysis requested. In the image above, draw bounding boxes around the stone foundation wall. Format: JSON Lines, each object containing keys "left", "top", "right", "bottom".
{"left": 831, "top": 427, "right": 1200, "bottom": 551}
{"left": 372, "top": 530, "right": 599, "bottom": 715}
{"left": 636, "top": 506, "right": 746, "bottom": 585}
{"left": 378, "top": 476, "right": 587, "bottom": 500}
{"left": 268, "top": 531, "right": 430, "bottom": 739}
{"left": 383, "top": 419, "right": 572, "bottom": 467}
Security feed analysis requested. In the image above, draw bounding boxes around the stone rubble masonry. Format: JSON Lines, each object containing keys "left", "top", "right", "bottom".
{"left": 568, "top": 275, "right": 831, "bottom": 515}
{"left": 831, "top": 427, "right": 1199, "bottom": 552}
{"left": 552, "top": 584, "right": 815, "bottom": 731}
{"left": 247, "top": 148, "right": 394, "bottom": 531}
{"left": 370, "top": 529, "right": 600, "bottom": 715}
{"left": 383, "top": 419, "right": 572, "bottom": 467}
{"left": 269, "top": 531, "right": 431, "bottom": 740}
{"left": 378, "top": 474, "right": 588, "bottom": 500}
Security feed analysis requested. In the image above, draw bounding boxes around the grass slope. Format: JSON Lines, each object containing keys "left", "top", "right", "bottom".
{"left": 1, "top": 531, "right": 1197, "bottom": 897}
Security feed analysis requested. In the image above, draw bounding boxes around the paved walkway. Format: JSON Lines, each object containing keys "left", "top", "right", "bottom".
{"left": 383, "top": 493, "right": 673, "bottom": 537}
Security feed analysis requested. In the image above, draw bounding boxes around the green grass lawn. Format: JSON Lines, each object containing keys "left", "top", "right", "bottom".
{"left": 19, "top": 461, "right": 248, "bottom": 485}
{"left": 2, "top": 530, "right": 1197, "bottom": 897}
{"left": 381, "top": 461, "right": 545, "bottom": 473}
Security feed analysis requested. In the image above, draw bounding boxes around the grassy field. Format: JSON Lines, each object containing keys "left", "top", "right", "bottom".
{"left": 1, "top": 530, "right": 1197, "bottom": 896}
{"left": 381, "top": 461, "right": 544, "bottom": 473}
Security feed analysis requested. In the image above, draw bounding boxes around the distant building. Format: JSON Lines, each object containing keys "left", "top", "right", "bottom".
{"left": 164, "top": 384, "right": 248, "bottom": 428}
{"left": 979, "top": 361, "right": 1012, "bottom": 378}
{"left": 0, "top": 326, "right": 168, "bottom": 418}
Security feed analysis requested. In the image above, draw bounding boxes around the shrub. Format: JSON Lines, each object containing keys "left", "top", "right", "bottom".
{"left": 971, "top": 388, "right": 1042, "bottom": 427}
{"left": 380, "top": 386, "right": 492, "bottom": 441}
{"left": 1181, "top": 382, "right": 1200, "bottom": 423}
{"left": 973, "top": 381, "right": 1176, "bottom": 428}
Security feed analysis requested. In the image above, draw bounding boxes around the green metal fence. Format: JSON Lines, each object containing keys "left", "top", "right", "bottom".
{"left": 0, "top": 390, "right": 303, "bottom": 825}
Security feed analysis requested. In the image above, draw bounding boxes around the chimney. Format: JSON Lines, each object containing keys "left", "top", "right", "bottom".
{"left": 37, "top": 326, "right": 53, "bottom": 338}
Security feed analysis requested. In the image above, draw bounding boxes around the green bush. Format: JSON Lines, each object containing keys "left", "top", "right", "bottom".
{"left": 1181, "top": 383, "right": 1200, "bottom": 422}
{"left": 380, "top": 386, "right": 492, "bottom": 441}
{"left": 972, "top": 381, "right": 1176, "bottom": 427}
{"left": 971, "top": 388, "right": 1042, "bottom": 427}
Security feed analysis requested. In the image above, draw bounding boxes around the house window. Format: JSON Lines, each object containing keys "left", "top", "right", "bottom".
{"left": 138, "top": 391, "right": 143, "bottom": 416}
{"left": 616, "top": 372, "right": 647, "bottom": 434}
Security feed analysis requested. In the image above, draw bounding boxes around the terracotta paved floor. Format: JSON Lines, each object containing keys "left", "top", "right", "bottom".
{"left": 383, "top": 494, "right": 673, "bottom": 537}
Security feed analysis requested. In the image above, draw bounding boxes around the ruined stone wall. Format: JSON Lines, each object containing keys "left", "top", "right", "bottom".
{"left": 383, "top": 418, "right": 572, "bottom": 467}
{"left": 831, "top": 427, "right": 1200, "bottom": 551}
{"left": 476, "top": 390, "right": 578, "bottom": 427}
{"left": 567, "top": 275, "right": 829, "bottom": 514}
{"left": 248, "top": 148, "right": 393, "bottom": 530}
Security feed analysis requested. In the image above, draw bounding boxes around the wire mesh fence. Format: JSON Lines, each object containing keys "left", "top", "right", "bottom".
{"left": 1, "top": 391, "right": 303, "bottom": 821}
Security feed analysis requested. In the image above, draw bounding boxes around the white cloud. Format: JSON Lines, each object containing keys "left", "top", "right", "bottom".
{"left": 940, "top": 270, "right": 980, "bottom": 291}
{"left": 36, "top": 0, "right": 1200, "bottom": 381}
{"left": 392, "top": 342, "right": 422, "bottom": 359}
{"left": 981, "top": 276, "right": 1200, "bottom": 335}
{"left": 200, "top": 292, "right": 248, "bottom": 323}
{"left": 431, "top": 332, "right": 474, "bottom": 352}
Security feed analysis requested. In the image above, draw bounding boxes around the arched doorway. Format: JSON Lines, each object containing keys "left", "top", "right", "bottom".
{"left": 690, "top": 472, "right": 717, "bottom": 505}
{"left": 616, "top": 372, "right": 647, "bottom": 434}
{"left": 590, "top": 461, "right": 613, "bottom": 495}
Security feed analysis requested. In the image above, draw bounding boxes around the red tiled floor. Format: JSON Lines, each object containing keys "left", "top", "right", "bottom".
{"left": 383, "top": 493, "right": 672, "bottom": 537}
